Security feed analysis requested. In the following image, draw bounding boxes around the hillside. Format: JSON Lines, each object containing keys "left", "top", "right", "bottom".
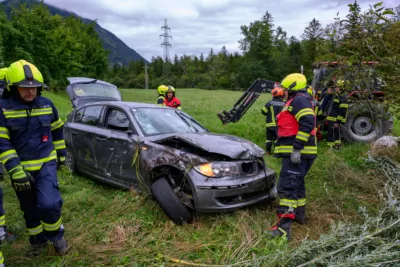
{"left": 0, "top": 0, "right": 149, "bottom": 65}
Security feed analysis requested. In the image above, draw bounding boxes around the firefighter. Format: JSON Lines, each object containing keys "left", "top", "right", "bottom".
{"left": 261, "top": 87, "right": 285, "bottom": 154}
{"left": 157, "top": 84, "right": 168, "bottom": 106}
{"left": 267, "top": 73, "right": 317, "bottom": 240}
{"left": 0, "top": 60, "right": 68, "bottom": 257}
{"left": 163, "top": 86, "right": 182, "bottom": 110}
{"left": 326, "top": 80, "right": 348, "bottom": 149}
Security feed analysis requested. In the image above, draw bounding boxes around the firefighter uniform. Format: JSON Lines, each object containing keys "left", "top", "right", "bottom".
{"left": 261, "top": 88, "right": 285, "bottom": 154}
{"left": 164, "top": 86, "right": 182, "bottom": 110}
{"left": 326, "top": 81, "right": 348, "bottom": 149}
{"left": 0, "top": 60, "right": 68, "bottom": 256}
{"left": 268, "top": 73, "right": 317, "bottom": 240}
{"left": 157, "top": 85, "right": 168, "bottom": 106}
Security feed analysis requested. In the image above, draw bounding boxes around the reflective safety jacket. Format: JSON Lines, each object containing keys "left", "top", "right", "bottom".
{"left": 326, "top": 94, "right": 349, "bottom": 123}
{"left": 0, "top": 95, "right": 66, "bottom": 172}
{"left": 157, "top": 95, "right": 165, "bottom": 106}
{"left": 164, "top": 97, "right": 182, "bottom": 110}
{"left": 274, "top": 92, "right": 317, "bottom": 159}
{"left": 261, "top": 97, "right": 285, "bottom": 128}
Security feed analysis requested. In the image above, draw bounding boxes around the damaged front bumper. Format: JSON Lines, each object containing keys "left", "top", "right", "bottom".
{"left": 188, "top": 163, "right": 277, "bottom": 213}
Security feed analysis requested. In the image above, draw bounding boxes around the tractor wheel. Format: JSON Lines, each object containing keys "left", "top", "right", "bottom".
{"left": 341, "top": 101, "right": 392, "bottom": 143}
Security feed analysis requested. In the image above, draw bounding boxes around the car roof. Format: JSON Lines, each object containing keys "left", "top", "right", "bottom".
{"left": 67, "top": 77, "right": 117, "bottom": 87}
{"left": 79, "top": 100, "right": 169, "bottom": 109}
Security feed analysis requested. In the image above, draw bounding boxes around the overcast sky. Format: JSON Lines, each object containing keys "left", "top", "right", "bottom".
{"left": 43, "top": 0, "right": 398, "bottom": 62}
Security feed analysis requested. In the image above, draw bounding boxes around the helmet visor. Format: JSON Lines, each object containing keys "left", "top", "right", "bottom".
{"left": 16, "top": 79, "right": 43, "bottom": 88}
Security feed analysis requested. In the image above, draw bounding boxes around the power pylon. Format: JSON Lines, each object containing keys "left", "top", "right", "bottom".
{"left": 160, "top": 18, "right": 172, "bottom": 84}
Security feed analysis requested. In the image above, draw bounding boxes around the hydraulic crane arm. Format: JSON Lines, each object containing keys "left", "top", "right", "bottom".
{"left": 217, "top": 78, "right": 278, "bottom": 124}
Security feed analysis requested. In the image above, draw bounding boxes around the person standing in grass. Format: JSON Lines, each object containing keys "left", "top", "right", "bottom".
{"left": 0, "top": 60, "right": 68, "bottom": 258}
{"left": 156, "top": 84, "right": 168, "bottom": 106}
{"left": 261, "top": 87, "right": 285, "bottom": 155}
{"left": 267, "top": 73, "right": 317, "bottom": 241}
{"left": 163, "top": 86, "right": 182, "bottom": 110}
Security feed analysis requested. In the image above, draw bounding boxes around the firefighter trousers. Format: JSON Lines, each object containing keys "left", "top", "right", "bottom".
{"left": 265, "top": 128, "right": 277, "bottom": 153}
{"left": 276, "top": 157, "right": 315, "bottom": 218}
{"left": 0, "top": 186, "right": 4, "bottom": 226}
{"left": 327, "top": 121, "right": 341, "bottom": 147}
{"left": 14, "top": 160, "right": 64, "bottom": 245}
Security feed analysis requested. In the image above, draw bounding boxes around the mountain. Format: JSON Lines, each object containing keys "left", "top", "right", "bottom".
{"left": 0, "top": 0, "right": 149, "bottom": 65}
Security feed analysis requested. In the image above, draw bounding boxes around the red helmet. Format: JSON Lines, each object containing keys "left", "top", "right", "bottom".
{"left": 271, "top": 87, "right": 284, "bottom": 97}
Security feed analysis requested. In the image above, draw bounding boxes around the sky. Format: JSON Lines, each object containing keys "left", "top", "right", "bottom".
{"left": 43, "top": 0, "right": 398, "bottom": 62}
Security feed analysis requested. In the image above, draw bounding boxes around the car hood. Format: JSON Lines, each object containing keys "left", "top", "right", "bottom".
{"left": 147, "top": 132, "right": 265, "bottom": 160}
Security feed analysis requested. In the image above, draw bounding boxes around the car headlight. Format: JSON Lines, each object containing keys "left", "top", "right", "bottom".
{"left": 194, "top": 162, "right": 240, "bottom": 178}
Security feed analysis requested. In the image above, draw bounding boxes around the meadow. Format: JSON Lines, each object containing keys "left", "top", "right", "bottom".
{"left": 1, "top": 88, "right": 398, "bottom": 266}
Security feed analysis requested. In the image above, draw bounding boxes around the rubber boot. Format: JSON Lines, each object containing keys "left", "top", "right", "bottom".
{"left": 294, "top": 206, "right": 307, "bottom": 225}
{"left": 26, "top": 233, "right": 48, "bottom": 257}
{"left": 53, "top": 238, "right": 68, "bottom": 256}
{"left": 267, "top": 217, "right": 293, "bottom": 240}
{"left": 0, "top": 226, "right": 16, "bottom": 245}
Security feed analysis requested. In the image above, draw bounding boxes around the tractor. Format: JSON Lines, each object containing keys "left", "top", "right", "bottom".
{"left": 311, "top": 61, "right": 393, "bottom": 143}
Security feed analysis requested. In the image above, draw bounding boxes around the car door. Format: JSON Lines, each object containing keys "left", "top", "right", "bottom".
{"left": 92, "top": 106, "right": 140, "bottom": 189}
{"left": 70, "top": 105, "right": 105, "bottom": 175}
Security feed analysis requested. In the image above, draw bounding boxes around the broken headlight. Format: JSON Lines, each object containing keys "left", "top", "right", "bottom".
{"left": 194, "top": 162, "right": 240, "bottom": 178}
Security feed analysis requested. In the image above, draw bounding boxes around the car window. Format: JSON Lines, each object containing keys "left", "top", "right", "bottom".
{"left": 106, "top": 108, "right": 130, "bottom": 132}
{"left": 73, "top": 83, "right": 121, "bottom": 100}
{"left": 131, "top": 107, "right": 206, "bottom": 136}
{"left": 74, "top": 108, "right": 85, "bottom": 123}
{"left": 80, "top": 106, "right": 103, "bottom": 126}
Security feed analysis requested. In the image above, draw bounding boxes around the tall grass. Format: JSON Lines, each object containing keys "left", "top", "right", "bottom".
{"left": 0, "top": 88, "right": 397, "bottom": 266}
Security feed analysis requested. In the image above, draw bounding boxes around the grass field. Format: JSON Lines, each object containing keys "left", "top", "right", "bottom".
{"left": 1, "top": 88, "right": 398, "bottom": 267}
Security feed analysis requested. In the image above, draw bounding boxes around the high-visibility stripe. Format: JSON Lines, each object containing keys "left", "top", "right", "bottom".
{"left": 0, "top": 127, "right": 9, "bottom": 140}
{"left": 265, "top": 140, "right": 272, "bottom": 143}
{"left": 295, "top": 108, "right": 314, "bottom": 121}
{"left": 262, "top": 107, "right": 268, "bottom": 113}
{"left": 0, "top": 215, "right": 5, "bottom": 226}
{"left": 27, "top": 225, "right": 43, "bottom": 236}
{"left": 270, "top": 105, "right": 276, "bottom": 124}
{"left": 327, "top": 142, "right": 335, "bottom": 147}
{"left": 274, "top": 145, "right": 317, "bottom": 155}
{"left": 297, "top": 198, "right": 306, "bottom": 207}
{"left": 0, "top": 251, "right": 3, "bottom": 264}
{"left": 30, "top": 108, "right": 52, "bottom": 116}
{"left": 334, "top": 99, "right": 340, "bottom": 103}
{"left": 0, "top": 149, "right": 19, "bottom": 163}
{"left": 335, "top": 140, "right": 342, "bottom": 144}
{"left": 266, "top": 122, "right": 276, "bottom": 127}
{"left": 4, "top": 110, "right": 27, "bottom": 118}
{"left": 21, "top": 150, "right": 57, "bottom": 171}
{"left": 53, "top": 140, "right": 66, "bottom": 150}
{"left": 340, "top": 104, "right": 349, "bottom": 109}
{"left": 279, "top": 198, "right": 297, "bottom": 208}
{"left": 51, "top": 118, "right": 64, "bottom": 131}
{"left": 296, "top": 131, "right": 310, "bottom": 142}
{"left": 41, "top": 217, "right": 62, "bottom": 231}
{"left": 327, "top": 116, "right": 337, "bottom": 121}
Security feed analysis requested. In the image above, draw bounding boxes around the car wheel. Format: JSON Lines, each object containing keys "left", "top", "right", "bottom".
{"left": 65, "top": 146, "right": 76, "bottom": 173}
{"left": 150, "top": 177, "right": 193, "bottom": 226}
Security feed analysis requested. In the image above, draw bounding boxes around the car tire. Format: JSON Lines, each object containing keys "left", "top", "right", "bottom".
{"left": 150, "top": 177, "right": 193, "bottom": 226}
{"left": 65, "top": 146, "right": 76, "bottom": 173}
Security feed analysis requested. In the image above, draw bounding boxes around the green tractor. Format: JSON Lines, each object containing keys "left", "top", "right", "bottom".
{"left": 311, "top": 61, "right": 393, "bottom": 143}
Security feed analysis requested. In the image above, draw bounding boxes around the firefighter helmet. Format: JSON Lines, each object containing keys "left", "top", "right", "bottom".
{"left": 157, "top": 84, "right": 168, "bottom": 95}
{"left": 0, "top": 68, "right": 7, "bottom": 80}
{"left": 336, "top": 79, "right": 345, "bottom": 88}
{"left": 5, "top": 60, "right": 44, "bottom": 91}
{"left": 271, "top": 87, "right": 284, "bottom": 98}
{"left": 280, "top": 73, "right": 307, "bottom": 91}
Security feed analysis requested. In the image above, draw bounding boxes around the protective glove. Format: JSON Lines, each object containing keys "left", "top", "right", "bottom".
{"left": 290, "top": 150, "right": 301, "bottom": 164}
{"left": 9, "top": 165, "right": 34, "bottom": 191}
{"left": 57, "top": 155, "right": 65, "bottom": 170}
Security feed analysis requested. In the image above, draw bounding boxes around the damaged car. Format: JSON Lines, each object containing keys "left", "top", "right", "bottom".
{"left": 63, "top": 77, "right": 278, "bottom": 225}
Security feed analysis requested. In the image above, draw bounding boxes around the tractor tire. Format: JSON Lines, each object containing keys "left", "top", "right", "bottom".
{"left": 341, "top": 101, "right": 392, "bottom": 143}
{"left": 150, "top": 177, "right": 193, "bottom": 226}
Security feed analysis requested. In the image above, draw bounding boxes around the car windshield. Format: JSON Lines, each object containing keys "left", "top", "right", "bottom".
{"left": 131, "top": 108, "right": 207, "bottom": 136}
{"left": 73, "top": 83, "right": 121, "bottom": 100}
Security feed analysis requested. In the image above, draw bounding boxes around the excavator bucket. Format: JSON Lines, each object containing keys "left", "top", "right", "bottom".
{"left": 217, "top": 79, "right": 277, "bottom": 124}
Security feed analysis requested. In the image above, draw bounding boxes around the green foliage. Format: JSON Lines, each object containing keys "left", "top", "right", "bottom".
{"left": 0, "top": 1, "right": 108, "bottom": 89}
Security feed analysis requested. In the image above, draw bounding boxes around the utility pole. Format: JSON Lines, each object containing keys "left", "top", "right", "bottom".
{"left": 143, "top": 64, "right": 149, "bottom": 89}
{"left": 160, "top": 18, "right": 172, "bottom": 85}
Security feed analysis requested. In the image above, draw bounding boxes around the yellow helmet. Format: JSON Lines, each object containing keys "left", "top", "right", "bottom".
{"left": 167, "top": 85, "right": 175, "bottom": 92}
{"left": 157, "top": 84, "right": 168, "bottom": 95}
{"left": 5, "top": 60, "right": 43, "bottom": 91}
{"left": 280, "top": 73, "right": 307, "bottom": 91}
{"left": 336, "top": 79, "right": 345, "bottom": 88}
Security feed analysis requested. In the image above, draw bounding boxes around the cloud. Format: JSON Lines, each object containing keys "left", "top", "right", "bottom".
{"left": 43, "top": 0, "right": 398, "bottom": 62}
